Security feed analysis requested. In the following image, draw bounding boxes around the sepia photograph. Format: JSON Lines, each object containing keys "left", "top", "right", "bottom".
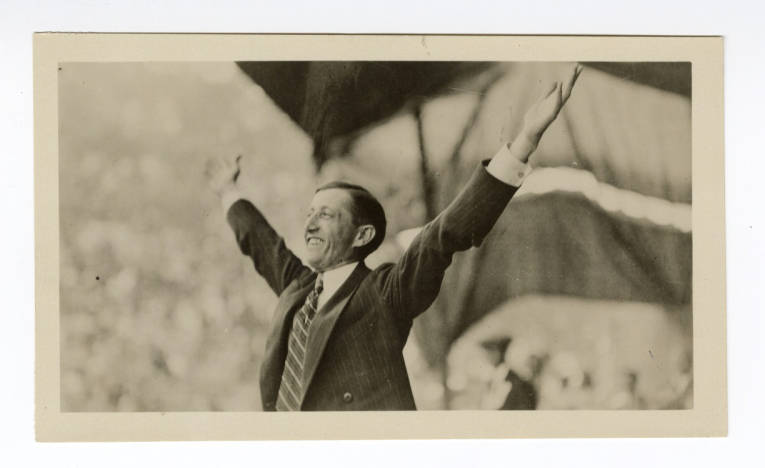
{"left": 35, "top": 34, "right": 725, "bottom": 440}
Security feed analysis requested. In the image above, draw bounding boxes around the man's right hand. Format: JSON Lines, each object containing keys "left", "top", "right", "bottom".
{"left": 205, "top": 155, "right": 242, "bottom": 196}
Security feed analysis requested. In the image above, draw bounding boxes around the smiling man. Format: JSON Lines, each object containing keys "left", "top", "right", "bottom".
{"left": 304, "top": 181, "right": 385, "bottom": 274}
{"left": 206, "top": 65, "right": 581, "bottom": 411}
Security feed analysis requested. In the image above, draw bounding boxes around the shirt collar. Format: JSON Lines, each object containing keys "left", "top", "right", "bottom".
{"left": 317, "top": 261, "right": 359, "bottom": 305}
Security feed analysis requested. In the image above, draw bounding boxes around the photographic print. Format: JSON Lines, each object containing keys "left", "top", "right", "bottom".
{"left": 35, "top": 34, "right": 725, "bottom": 440}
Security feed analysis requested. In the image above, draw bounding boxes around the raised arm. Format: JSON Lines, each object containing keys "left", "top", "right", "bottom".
{"left": 380, "top": 64, "right": 582, "bottom": 319}
{"left": 205, "top": 155, "right": 310, "bottom": 296}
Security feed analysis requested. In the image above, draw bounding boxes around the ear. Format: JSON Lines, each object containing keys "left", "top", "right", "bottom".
{"left": 352, "top": 224, "right": 376, "bottom": 248}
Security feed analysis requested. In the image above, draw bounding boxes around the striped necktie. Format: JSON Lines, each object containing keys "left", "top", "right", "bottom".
{"left": 275, "top": 274, "right": 323, "bottom": 411}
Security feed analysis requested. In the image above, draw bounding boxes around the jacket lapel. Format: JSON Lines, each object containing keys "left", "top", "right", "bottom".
{"left": 300, "top": 263, "right": 370, "bottom": 406}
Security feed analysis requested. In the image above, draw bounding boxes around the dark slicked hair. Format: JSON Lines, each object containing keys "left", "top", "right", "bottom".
{"left": 315, "top": 181, "right": 387, "bottom": 260}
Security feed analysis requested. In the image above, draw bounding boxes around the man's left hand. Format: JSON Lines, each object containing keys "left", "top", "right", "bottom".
{"left": 523, "top": 64, "right": 582, "bottom": 141}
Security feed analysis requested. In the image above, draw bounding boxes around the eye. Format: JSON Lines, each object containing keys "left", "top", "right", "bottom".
{"left": 319, "top": 210, "right": 332, "bottom": 219}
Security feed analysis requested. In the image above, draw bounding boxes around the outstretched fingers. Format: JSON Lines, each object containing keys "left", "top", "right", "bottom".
{"left": 204, "top": 157, "right": 221, "bottom": 178}
{"left": 204, "top": 155, "right": 240, "bottom": 183}
{"left": 542, "top": 81, "right": 559, "bottom": 99}
{"left": 232, "top": 154, "right": 242, "bottom": 181}
{"left": 561, "top": 64, "right": 583, "bottom": 104}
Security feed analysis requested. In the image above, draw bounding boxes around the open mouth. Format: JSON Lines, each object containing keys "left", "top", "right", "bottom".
{"left": 306, "top": 237, "right": 324, "bottom": 247}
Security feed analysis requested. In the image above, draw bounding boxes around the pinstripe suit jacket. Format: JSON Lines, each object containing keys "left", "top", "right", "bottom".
{"left": 226, "top": 162, "right": 518, "bottom": 410}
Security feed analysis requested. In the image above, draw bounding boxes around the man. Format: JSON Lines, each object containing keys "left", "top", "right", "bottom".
{"left": 206, "top": 65, "right": 582, "bottom": 410}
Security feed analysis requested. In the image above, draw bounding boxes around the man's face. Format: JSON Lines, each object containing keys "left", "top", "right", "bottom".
{"left": 304, "top": 188, "right": 359, "bottom": 271}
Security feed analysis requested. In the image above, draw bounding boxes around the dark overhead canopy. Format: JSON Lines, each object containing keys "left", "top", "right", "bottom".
{"left": 237, "top": 61, "right": 691, "bottom": 167}
{"left": 583, "top": 62, "right": 691, "bottom": 97}
{"left": 236, "top": 61, "right": 493, "bottom": 165}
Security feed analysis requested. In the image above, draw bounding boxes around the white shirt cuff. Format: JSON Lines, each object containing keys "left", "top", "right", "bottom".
{"left": 486, "top": 144, "right": 532, "bottom": 187}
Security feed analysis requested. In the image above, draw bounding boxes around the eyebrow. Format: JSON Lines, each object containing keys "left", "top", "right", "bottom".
{"left": 307, "top": 206, "right": 336, "bottom": 214}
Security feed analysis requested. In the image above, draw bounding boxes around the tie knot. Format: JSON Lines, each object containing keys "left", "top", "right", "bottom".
{"left": 314, "top": 274, "right": 324, "bottom": 294}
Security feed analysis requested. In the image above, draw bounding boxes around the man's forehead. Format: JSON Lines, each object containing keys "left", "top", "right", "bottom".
{"left": 310, "top": 188, "right": 353, "bottom": 210}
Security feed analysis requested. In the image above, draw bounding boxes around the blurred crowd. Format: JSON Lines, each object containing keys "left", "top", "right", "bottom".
{"left": 445, "top": 297, "right": 693, "bottom": 410}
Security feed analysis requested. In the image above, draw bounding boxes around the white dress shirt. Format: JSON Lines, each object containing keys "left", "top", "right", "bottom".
{"left": 486, "top": 143, "right": 532, "bottom": 186}
{"left": 315, "top": 262, "right": 359, "bottom": 310}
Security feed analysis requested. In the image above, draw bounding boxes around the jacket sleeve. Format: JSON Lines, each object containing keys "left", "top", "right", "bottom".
{"left": 378, "top": 161, "right": 519, "bottom": 320}
{"left": 226, "top": 199, "right": 311, "bottom": 296}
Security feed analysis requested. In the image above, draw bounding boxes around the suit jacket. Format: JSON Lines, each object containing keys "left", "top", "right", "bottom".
{"left": 226, "top": 162, "right": 518, "bottom": 410}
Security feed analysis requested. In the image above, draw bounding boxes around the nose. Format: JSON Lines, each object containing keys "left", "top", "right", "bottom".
{"left": 305, "top": 213, "right": 319, "bottom": 232}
